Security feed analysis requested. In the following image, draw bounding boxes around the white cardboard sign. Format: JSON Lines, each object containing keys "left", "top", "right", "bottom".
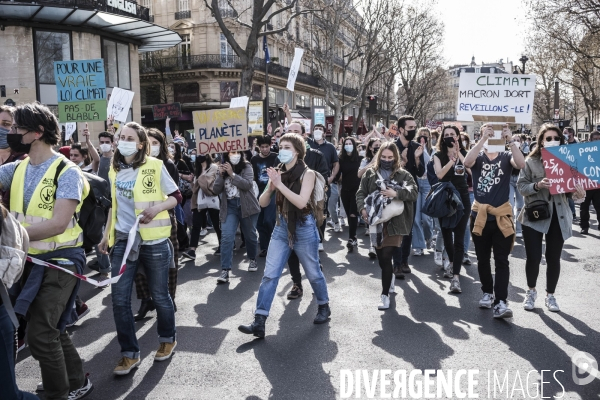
{"left": 286, "top": 48, "right": 304, "bottom": 92}
{"left": 107, "top": 87, "right": 134, "bottom": 123}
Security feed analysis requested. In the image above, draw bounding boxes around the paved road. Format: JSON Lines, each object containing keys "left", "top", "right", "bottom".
{"left": 15, "top": 213, "right": 600, "bottom": 399}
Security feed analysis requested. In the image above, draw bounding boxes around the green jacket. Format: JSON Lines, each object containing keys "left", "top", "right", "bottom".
{"left": 356, "top": 168, "right": 419, "bottom": 236}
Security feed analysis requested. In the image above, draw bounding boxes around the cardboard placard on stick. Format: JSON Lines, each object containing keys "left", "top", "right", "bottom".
{"left": 473, "top": 115, "right": 515, "bottom": 152}
{"left": 193, "top": 107, "right": 248, "bottom": 154}
{"left": 542, "top": 142, "right": 600, "bottom": 194}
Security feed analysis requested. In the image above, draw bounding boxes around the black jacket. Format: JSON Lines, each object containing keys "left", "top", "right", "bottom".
{"left": 304, "top": 148, "right": 330, "bottom": 181}
{"left": 395, "top": 139, "right": 425, "bottom": 186}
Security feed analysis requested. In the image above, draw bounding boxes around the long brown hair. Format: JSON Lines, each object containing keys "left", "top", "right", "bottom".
{"left": 112, "top": 122, "right": 149, "bottom": 172}
{"left": 373, "top": 141, "right": 402, "bottom": 173}
{"left": 529, "top": 123, "right": 565, "bottom": 159}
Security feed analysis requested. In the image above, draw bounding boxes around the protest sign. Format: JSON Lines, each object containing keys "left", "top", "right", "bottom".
{"left": 287, "top": 48, "right": 304, "bottom": 92}
{"left": 472, "top": 115, "right": 516, "bottom": 152}
{"left": 152, "top": 102, "right": 182, "bottom": 120}
{"left": 193, "top": 107, "right": 248, "bottom": 154}
{"left": 107, "top": 87, "right": 134, "bottom": 122}
{"left": 456, "top": 74, "right": 536, "bottom": 124}
{"left": 313, "top": 106, "right": 326, "bottom": 126}
{"left": 542, "top": 142, "right": 600, "bottom": 194}
{"left": 230, "top": 96, "right": 249, "bottom": 110}
{"left": 248, "top": 101, "right": 264, "bottom": 136}
{"left": 54, "top": 59, "right": 107, "bottom": 122}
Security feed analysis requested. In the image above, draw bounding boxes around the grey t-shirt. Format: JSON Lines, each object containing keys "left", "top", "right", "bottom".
{"left": 110, "top": 164, "right": 178, "bottom": 243}
{"left": 98, "top": 156, "right": 111, "bottom": 182}
{"left": 0, "top": 154, "right": 83, "bottom": 210}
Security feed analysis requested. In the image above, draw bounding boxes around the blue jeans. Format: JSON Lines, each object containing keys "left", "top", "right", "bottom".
{"left": 255, "top": 214, "right": 329, "bottom": 316}
{"left": 327, "top": 183, "right": 340, "bottom": 224}
{"left": 509, "top": 175, "right": 524, "bottom": 234}
{"left": 464, "top": 191, "right": 475, "bottom": 253}
{"left": 412, "top": 178, "right": 434, "bottom": 249}
{"left": 94, "top": 243, "right": 111, "bottom": 274}
{"left": 221, "top": 198, "right": 259, "bottom": 270}
{"left": 257, "top": 194, "right": 276, "bottom": 251}
{"left": 0, "top": 305, "right": 38, "bottom": 400}
{"left": 111, "top": 239, "right": 175, "bottom": 359}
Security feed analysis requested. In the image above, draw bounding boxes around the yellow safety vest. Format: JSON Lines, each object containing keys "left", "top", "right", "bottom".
{"left": 108, "top": 157, "right": 171, "bottom": 247}
{"left": 10, "top": 157, "right": 89, "bottom": 254}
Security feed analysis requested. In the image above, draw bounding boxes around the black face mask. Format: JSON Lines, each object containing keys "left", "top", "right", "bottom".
{"left": 443, "top": 137, "right": 455, "bottom": 147}
{"left": 7, "top": 133, "right": 32, "bottom": 153}
{"left": 404, "top": 129, "right": 417, "bottom": 141}
{"left": 380, "top": 159, "right": 394, "bottom": 170}
{"left": 417, "top": 135, "right": 428, "bottom": 144}
{"left": 197, "top": 155, "right": 207, "bottom": 163}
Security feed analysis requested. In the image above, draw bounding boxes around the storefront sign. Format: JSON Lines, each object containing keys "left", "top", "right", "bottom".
{"left": 193, "top": 107, "right": 248, "bottom": 154}
{"left": 152, "top": 102, "right": 182, "bottom": 120}
{"left": 107, "top": 0, "right": 137, "bottom": 15}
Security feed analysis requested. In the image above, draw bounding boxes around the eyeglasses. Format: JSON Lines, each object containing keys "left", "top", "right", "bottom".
{"left": 545, "top": 136, "right": 561, "bottom": 142}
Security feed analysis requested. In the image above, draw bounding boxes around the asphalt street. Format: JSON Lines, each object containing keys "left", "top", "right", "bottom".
{"left": 14, "top": 208, "right": 600, "bottom": 399}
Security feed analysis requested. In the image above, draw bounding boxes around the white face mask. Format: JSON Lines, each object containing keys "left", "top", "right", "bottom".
{"left": 313, "top": 129, "right": 324, "bottom": 141}
{"left": 77, "top": 161, "right": 85, "bottom": 168}
{"left": 150, "top": 145, "right": 161, "bottom": 157}
{"left": 358, "top": 150, "right": 366, "bottom": 157}
{"left": 99, "top": 143, "right": 112, "bottom": 153}
{"left": 545, "top": 140, "right": 560, "bottom": 148}
{"left": 462, "top": 141, "right": 467, "bottom": 148}
{"left": 168, "top": 147, "right": 175, "bottom": 155}
{"left": 118, "top": 141, "right": 139, "bottom": 157}
{"left": 229, "top": 154, "right": 241, "bottom": 165}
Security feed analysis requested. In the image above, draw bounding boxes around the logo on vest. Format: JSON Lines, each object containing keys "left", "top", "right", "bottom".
{"left": 142, "top": 174, "right": 157, "bottom": 194}
{"left": 39, "top": 186, "right": 55, "bottom": 210}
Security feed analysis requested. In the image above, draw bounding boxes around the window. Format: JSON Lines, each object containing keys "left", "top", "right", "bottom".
{"left": 34, "top": 30, "right": 71, "bottom": 105}
{"left": 220, "top": 33, "right": 234, "bottom": 67}
{"left": 102, "top": 39, "right": 131, "bottom": 90}
{"left": 178, "top": 34, "right": 191, "bottom": 60}
{"left": 179, "top": 0, "right": 189, "bottom": 11}
{"left": 142, "top": 0, "right": 152, "bottom": 14}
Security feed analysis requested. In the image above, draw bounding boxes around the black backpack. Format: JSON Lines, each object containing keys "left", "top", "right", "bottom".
{"left": 54, "top": 160, "right": 112, "bottom": 250}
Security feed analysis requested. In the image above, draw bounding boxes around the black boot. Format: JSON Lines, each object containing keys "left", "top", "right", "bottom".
{"left": 134, "top": 298, "right": 155, "bottom": 321}
{"left": 314, "top": 303, "right": 331, "bottom": 324}
{"left": 238, "top": 314, "right": 267, "bottom": 338}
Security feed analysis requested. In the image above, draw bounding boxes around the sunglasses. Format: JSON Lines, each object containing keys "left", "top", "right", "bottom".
{"left": 545, "top": 136, "right": 561, "bottom": 142}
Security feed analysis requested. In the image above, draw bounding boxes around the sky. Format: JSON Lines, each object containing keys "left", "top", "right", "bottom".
{"left": 435, "top": 0, "right": 528, "bottom": 68}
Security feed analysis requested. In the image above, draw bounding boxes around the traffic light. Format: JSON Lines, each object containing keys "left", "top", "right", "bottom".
{"left": 367, "top": 95, "right": 377, "bottom": 114}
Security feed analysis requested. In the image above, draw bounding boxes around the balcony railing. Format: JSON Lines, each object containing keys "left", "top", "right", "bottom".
{"left": 175, "top": 10, "right": 191, "bottom": 20}
{"left": 219, "top": 8, "right": 238, "bottom": 18}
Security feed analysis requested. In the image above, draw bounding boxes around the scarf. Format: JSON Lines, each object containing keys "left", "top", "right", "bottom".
{"left": 276, "top": 160, "right": 307, "bottom": 247}
{"left": 364, "top": 173, "right": 404, "bottom": 247}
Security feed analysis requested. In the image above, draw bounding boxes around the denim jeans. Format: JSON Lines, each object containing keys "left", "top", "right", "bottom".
{"left": 509, "top": 175, "right": 524, "bottom": 234}
{"left": 0, "top": 305, "right": 38, "bottom": 400}
{"left": 111, "top": 239, "right": 175, "bottom": 359}
{"left": 412, "top": 178, "right": 434, "bottom": 249}
{"left": 327, "top": 183, "right": 340, "bottom": 225}
{"left": 220, "top": 198, "right": 259, "bottom": 270}
{"left": 256, "top": 214, "right": 329, "bottom": 316}
{"left": 464, "top": 191, "right": 475, "bottom": 253}
{"left": 257, "top": 194, "right": 277, "bottom": 251}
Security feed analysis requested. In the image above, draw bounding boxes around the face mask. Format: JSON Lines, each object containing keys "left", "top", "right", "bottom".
{"left": 190, "top": 155, "right": 196, "bottom": 162}
{"left": 197, "top": 155, "right": 207, "bottom": 163}
{"left": 7, "top": 133, "right": 33, "bottom": 153}
{"left": 313, "top": 130, "right": 324, "bottom": 141}
{"left": 77, "top": 161, "right": 85, "bottom": 168}
{"left": 229, "top": 154, "right": 241, "bottom": 165}
{"left": 431, "top": 139, "right": 437, "bottom": 146}
{"left": 344, "top": 144, "right": 354, "bottom": 153}
{"left": 462, "top": 141, "right": 467, "bottom": 148}
{"left": 168, "top": 147, "right": 175, "bottom": 155}
{"left": 99, "top": 143, "right": 112, "bottom": 153}
{"left": 404, "top": 129, "right": 417, "bottom": 141}
{"left": 359, "top": 150, "right": 366, "bottom": 157}
{"left": 118, "top": 141, "right": 139, "bottom": 157}
{"left": 443, "top": 137, "right": 455, "bottom": 147}
{"left": 545, "top": 140, "right": 560, "bottom": 148}
{"left": 417, "top": 135, "right": 428, "bottom": 144}
{"left": 150, "top": 145, "right": 161, "bottom": 157}
{"left": 379, "top": 159, "right": 394, "bottom": 170}
{"left": 278, "top": 149, "right": 296, "bottom": 164}
{"left": 0, "top": 127, "right": 10, "bottom": 149}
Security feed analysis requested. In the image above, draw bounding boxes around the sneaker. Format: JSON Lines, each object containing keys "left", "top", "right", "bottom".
{"left": 378, "top": 294, "right": 390, "bottom": 310}
{"left": 515, "top": 232, "right": 523, "bottom": 238}
{"left": 442, "top": 256, "right": 450, "bottom": 271}
{"left": 450, "top": 277, "right": 461, "bottom": 293}
{"left": 545, "top": 294, "right": 560, "bottom": 312}
{"left": 523, "top": 289, "right": 537, "bottom": 311}
{"left": 287, "top": 284, "right": 303, "bottom": 299}
{"left": 413, "top": 248, "right": 424, "bottom": 256}
{"left": 393, "top": 264, "right": 405, "bottom": 280}
{"left": 217, "top": 270, "right": 229, "bottom": 283}
{"left": 334, "top": 223, "right": 342, "bottom": 232}
{"left": 314, "top": 303, "right": 331, "bottom": 324}
{"left": 443, "top": 263, "right": 453, "bottom": 278}
{"left": 68, "top": 374, "right": 93, "bottom": 400}
{"left": 258, "top": 249, "right": 268, "bottom": 257}
{"left": 389, "top": 274, "right": 396, "bottom": 294}
{"left": 214, "top": 248, "right": 221, "bottom": 255}
{"left": 36, "top": 382, "right": 44, "bottom": 391}
{"left": 493, "top": 300, "right": 513, "bottom": 319}
{"left": 340, "top": 217, "right": 347, "bottom": 226}
{"left": 462, "top": 254, "right": 472, "bottom": 265}
{"left": 426, "top": 238, "right": 434, "bottom": 250}
{"left": 155, "top": 341, "right": 177, "bottom": 361}
{"left": 327, "top": 220, "right": 335, "bottom": 228}
{"left": 17, "top": 339, "right": 26, "bottom": 353}
{"left": 318, "top": 243, "right": 324, "bottom": 252}
{"left": 67, "top": 303, "right": 90, "bottom": 327}
{"left": 479, "top": 293, "right": 495, "bottom": 308}
{"left": 206, "top": 225, "right": 213, "bottom": 230}
{"left": 368, "top": 246, "right": 377, "bottom": 259}
{"left": 248, "top": 259, "right": 258, "bottom": 272}
{"left": 573, "top": 215, "right": 579, "bottom": 222}
{"left": 346, "top": 238, "right": 357, "bottom": 252}
{"left": 113, "top": 357, "right": 141, "bottom": 375}
{"left": 181, "top": 249, "right": 196, "bottom": 261}
{"left": 400, "top": 262, "right": 411, "bottom": 274}
{"left": 434, "top": 251, "right": 443, "bottom": 266}
{"left": 364, "top": 228, "right": 370, "bottom": 236}
{"left": 199, "top": 229, "right": 208, "bottom": 236}
{"left": 581, "top": 228, "right": 589, "bottom": 234}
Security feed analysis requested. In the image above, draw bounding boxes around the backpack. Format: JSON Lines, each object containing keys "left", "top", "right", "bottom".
{"left": 301, "top": 168, "right": 326, "bottom": 227}
{"left": 54, "top": 160, "right": 112, "bottom": 249}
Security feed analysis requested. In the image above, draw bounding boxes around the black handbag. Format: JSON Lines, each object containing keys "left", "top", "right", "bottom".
{"left": 525, "top": 199, "right": 550, "bottom": 221}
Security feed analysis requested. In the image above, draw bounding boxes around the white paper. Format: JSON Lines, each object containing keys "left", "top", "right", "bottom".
{"left": 107, "top": 87, "right": 135, "bottom": 123}
{"left": 286, "top": 48, "right": 305, "bottom": 92}
{"left": 229, "top": 96, "right": 249, "bottom": 110}
{"left": 65, "top": 122, "right": 76, "bottom": 141}
{"left": 485, "top": 130, "right": 507, "bottom": 153}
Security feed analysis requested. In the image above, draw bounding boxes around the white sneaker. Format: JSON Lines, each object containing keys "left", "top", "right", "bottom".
{"left": 479, "top": 293, "right": 495, "bottom": 308}
{"left": 434, "top": 251, "right": 443, "bottom": 266}
{"left": 389, "top": 274, "right": 396, "bottom": 294}
{"left": 327, "top": 220, "right": 335, "bottom": 228}
{"left": 334, "top": 223, "right": 342, "bottom": 232}
{"left": 523, "top": 289, "right": 537, "bottom": 311}
{"left": 443, "top": 263, "right": 453, "bottom": 278}
{"left": 340, "top": 217, "right": 347, "bottom": 226}
{"left": 199, "top": 229, "right": 208, "bottom": 236}
{"left": 493, "top": 300, "right": 513, "bottom": 319}
{"left": 364, "top": 228, "right": 370, "bottom": 236}
{"left": 248, "top": 259, "right": 258, "bottom": 272}
{"left": 413, "top": 248, "right": 424, "bottom": 256}
{"left": 368, "top": 246, "right": 377, "bottom": 259}
{"left": 545, "top": 294, "right": 560, "bottom": 312}
{"left": 318, "top": 243, "right": 324, "bottom": 252}
{"left": 378, "top": 294, "right": 390, "bottom": 310}
{"left": 450, "top": 277, "right": 461, "bottom": 293}
{"left": 515, "top": 232, "right": 523, "bottom": 238}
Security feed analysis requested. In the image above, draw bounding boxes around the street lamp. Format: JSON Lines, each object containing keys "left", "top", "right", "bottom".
{"left": 513, "top": 55, "right": 529, "bottom": 74}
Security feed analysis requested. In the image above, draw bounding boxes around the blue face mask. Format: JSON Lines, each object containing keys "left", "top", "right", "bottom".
{"left": 0, "top": 127, "right": 9, "bottom": 149}
{"left": 278, "top": 149, "right": 296, "bottom": 164}
{"left": 344, "top": 144, "right": 353, "bottom": 153}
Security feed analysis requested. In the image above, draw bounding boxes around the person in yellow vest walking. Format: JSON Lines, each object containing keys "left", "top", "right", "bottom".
{"left": 98, "top": 122, "right": 181, "bottom": 376}
{"left": 0, "top": 103, "right": 93, "bottom": 400}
